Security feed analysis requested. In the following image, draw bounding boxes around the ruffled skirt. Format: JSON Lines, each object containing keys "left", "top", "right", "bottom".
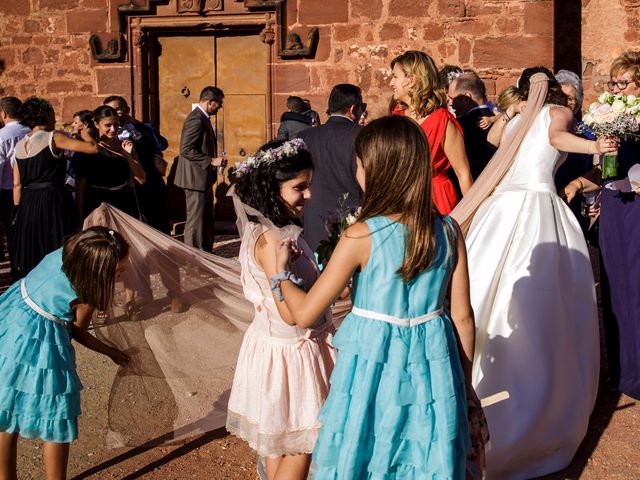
{"left": 0, "top": 283, "right": 82, "bottom": 443}
{"left": 226, "top": 322, "right": 336, "bottom": 457}
{"left": 313, "top": 311, "right": 470, "bottom": 479}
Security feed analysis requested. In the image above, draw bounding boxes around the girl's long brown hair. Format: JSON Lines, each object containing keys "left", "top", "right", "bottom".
{"left": 62, "top": 227, "right": 129, "bottom": 310}
{"left": 355, "top": 115, "right": 441, "bottom": 282}
{"left": 391, "top": 50, "right": 447, "bottom": 118}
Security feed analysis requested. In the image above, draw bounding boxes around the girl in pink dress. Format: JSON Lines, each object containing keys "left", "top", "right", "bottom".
{"left": 226, "top": 138, "right": 335, "bottom": 480}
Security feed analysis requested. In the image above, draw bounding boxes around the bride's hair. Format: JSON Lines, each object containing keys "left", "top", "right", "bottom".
{"left": 355, "top": 115, "right": 450, "bottom": 282}
{"left": 518, "top": 66, "right": 567, "bottom": 107}
{"left": 233, "top": 139, "right": 313, "bottom": 226}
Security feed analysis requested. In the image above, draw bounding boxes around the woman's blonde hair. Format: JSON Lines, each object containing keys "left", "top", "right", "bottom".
{"left": 391, "top": 50, "right": 447, "bottom": 118}
{"left": 496, "top": 86, "right": 523, "bottom": 112}
{"left": 355, "top": 115, "right": 450, "bottom": 282}
{"left": 610, "top": 51, "right": 640, "bottom": 86}
{"left": 62, "top": 227, "right": 129, "bottom": 310}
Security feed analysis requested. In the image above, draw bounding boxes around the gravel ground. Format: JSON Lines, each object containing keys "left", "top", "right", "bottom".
{"left": 3, "top": 239, "right": 639, "bottom": 479}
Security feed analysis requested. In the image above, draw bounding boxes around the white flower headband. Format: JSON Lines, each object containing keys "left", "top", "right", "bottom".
{"left": 233, "top": 138, "right": 307, "bottom": 178}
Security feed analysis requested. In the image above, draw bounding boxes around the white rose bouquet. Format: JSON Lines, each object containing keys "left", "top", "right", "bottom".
{"left": 581, "top": 92, "right": 640, "bottom": 178}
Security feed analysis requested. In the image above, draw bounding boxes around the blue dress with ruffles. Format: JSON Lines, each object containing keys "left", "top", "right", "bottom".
{"left": 313, "top": 216, "right": 470, "bottom": 479}
{"left": 0, "top": 248, "right": 82, "bottom": 443}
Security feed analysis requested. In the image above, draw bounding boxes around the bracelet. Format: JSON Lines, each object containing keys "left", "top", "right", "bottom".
{"left": 502, "top": 112, "right": 511, "bottom": 122}
{"left": 270, "top": 271, "right": 305, "bottom": 302}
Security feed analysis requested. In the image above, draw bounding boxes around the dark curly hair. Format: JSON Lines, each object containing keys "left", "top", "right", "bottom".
{"left": 19, "top": 97, "right": 54, "bottom": 129}
{"left": 518, "top": 66, "right": 568, "bottom": 107}
{"left": 233, "top": 140, "right": 314, "bottom": 226}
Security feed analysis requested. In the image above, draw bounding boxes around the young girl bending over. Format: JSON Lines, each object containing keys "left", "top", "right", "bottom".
{"left": 275, "top": 116, "right": 477, "bottom": 479}
{"left": 0, "top": 227, "right": 130, "bottom": 480}
{"left": 226, "top": 139, "right": 336, "bottom": 480}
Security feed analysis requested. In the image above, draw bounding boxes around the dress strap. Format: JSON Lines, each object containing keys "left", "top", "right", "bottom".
{"left": 351, "top": 306, "right": 444, "bottom": 327}
{"left": 20, "top": 280, "right": 71, "bottom": 331}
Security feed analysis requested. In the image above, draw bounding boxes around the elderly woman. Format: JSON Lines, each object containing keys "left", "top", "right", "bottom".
{"left": 564, "top": 51, "right": 640, "bottom": 400}
{"left": 554, "top": 69, "right": 594, "bottom": 235}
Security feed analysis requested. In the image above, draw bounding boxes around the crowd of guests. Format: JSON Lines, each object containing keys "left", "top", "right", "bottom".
{"left": 0, "top": 46, "right": 639, "bottom": 480}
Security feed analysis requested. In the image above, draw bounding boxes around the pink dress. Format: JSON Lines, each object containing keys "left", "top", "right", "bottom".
{"left": 226, "top": 222, "right": 336, "bottom": 457}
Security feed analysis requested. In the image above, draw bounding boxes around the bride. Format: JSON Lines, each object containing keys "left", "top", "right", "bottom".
{"left": 451, "top": 67, "right": 618, "bottom": 479}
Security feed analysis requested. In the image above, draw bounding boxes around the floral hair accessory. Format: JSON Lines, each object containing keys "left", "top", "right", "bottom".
{"left": 447, "top": 71, "right": 463, "bottom": 83}
{"left": 233, "top": 138, "right": 307, "bottom": 178}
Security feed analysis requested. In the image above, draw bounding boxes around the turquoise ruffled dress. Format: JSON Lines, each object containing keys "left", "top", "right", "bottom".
{"left": 0, "top": 248, "right": 82, "bottom": 443}
{"left": 313, "top": 216, "right": 470, "bottom": 479}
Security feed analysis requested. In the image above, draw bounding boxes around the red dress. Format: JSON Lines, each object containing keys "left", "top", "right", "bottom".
{"left": 393, "top": 107, "right": 462, "bottom": 214}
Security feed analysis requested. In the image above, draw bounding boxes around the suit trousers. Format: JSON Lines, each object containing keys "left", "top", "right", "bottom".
{"left": 183, "top": 188, "right": 214, "bottom": 252}
{"left": 0, "top": 189, "right": 13, "bottom": 262}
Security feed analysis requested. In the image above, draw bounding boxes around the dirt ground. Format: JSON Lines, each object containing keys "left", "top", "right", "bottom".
{"left": 4, "top": 239, "right": 640, "bottom": 479}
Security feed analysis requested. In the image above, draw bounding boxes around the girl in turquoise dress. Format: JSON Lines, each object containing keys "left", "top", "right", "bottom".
{"left": 273, "top": 115, "right": 478, "bottom": 478}
{"left": 0, "top": 227, "right": 130, "bottom": 480}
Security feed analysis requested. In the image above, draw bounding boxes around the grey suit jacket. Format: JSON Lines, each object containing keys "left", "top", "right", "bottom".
{"left": 174, "top": 107, "right": 217, "bottom": 192}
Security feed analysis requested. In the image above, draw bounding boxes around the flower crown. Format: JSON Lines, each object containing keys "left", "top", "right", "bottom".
{"left": 233, "top": 138, "right": 307, "bottom": 178}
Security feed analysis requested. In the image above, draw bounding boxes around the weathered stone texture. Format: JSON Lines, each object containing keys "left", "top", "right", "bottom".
{"left": 0, "top": 0, "right": 638, "bottom": 127}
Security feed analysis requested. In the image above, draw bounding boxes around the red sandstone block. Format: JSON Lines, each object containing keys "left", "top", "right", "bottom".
{"left": 96, "top": 66, "right": 132, "bottom": 94}
{"left": 47, "top": 80, "right": 77, "bottom": 93}
{"left": 24, "top": 19, "right": 41, "bottom": 33}
{"left": 422, "top": 22, "right": 444, "bottom": 41}
{"left": 82, "top": 0, "right": 107, "bottom": 7}
{"left": 453, "top": 18, "right": 492, "bottom": 36}
{"left": 389, "top": 0, "right": 433, "bottom": 17}
{"left": 62, "top": 95, "right": 102, "bottom": 122}
{"left": 380, "top": 23, "right": 404, "bottom": 41}
{"left": 352, "top": 0, "right": 383, "bottom": 20}
{"left": 0, "top": 1, "right": 30, "bottom": 15}
{"left": 496, "top": 16, "right": 521, "bottom": 34}
{"left": 438, "top": 0, "right": 465, "bottom": 17}
{"left": 496, "top": 75, "right": 518, "bottom": 94}
{"left": 324, "top": 67, "right": 352, "bottom": 88}
{"left": 523, "top": 1, "right": 553, "bottom": 37}
{"left": 274, "top": 64, "right": 310, "bottom": 93}
{"left": 11, "top": 36, "right": 33, "bottom": 45}
{"left": 466, "top": 0, "right": 500, "bottom": 17}
{"left": 356, "top": 63, "right": 373, "bottom": 92}
{"left": 333, "top": 24, "right": 361, "bottom": 43}
{"left": 298, "top": 0, "right": 348, "bottom": 25}
{"left": 66, "top": 9, "right": 106, "bottom": 34}
{"left": 458, "top": 37, "right": 471, "bottom": 64}
{"left": 286, "top": 0, "right": 298, "bottom": 25}
{"left": 40, "top": 0, "right": 78, "bottom": 9}
{"left": 22, "top": 47, "right": 45, "bottom": 65}
{"left": 473, "top": 36, "right": 552, "bottom": 69}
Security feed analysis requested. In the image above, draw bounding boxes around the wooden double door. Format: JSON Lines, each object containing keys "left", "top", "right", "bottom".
{"left": 154, "top": 31, "right": 269, "bottom": 222}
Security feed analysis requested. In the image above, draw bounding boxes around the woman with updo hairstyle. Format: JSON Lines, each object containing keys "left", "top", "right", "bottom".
{"left": 72, "top": 105, "right": 146, "bottom": 220}
{"left": 226, "top": 139, "right": 335, "bottom": 479}
{"left": 11, "top": 98, "right": 99, "bottom": 276}
{"left": 390, "top": 50, "right": 473, "bottom": 214}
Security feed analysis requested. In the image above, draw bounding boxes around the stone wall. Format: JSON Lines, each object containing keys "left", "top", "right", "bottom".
{"left": 278, "top": 0, "right": 554, "bottom": 120}
{"left": 581, "top": 0, "right": 640, "bottom": 104}
{"left": 1, "top": 0, "right": 639, "bottom": 127}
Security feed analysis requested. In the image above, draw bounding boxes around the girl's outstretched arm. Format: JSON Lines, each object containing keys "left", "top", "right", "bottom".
{"left": 276, "top": 221, "right": 370, "bottom": 329}
{"left": 71, "top": 303, "right": 129, "bottom": 365}
{"left": 448, "top": 221, "right": 475, "bottom": 389}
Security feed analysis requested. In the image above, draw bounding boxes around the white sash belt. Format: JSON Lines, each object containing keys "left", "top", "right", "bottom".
{"left": 20, "top": 280, "right": 71, "bottom": 331}
{"left": 351, "top": 306, "right": 444, "bottom": 327}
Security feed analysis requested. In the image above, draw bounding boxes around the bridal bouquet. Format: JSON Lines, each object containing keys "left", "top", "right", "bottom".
{"left": 316, "top": 193, "right": 361, "bottom": 267}
{"left": 582, "top": 92, "right": 640, "bottom": 177}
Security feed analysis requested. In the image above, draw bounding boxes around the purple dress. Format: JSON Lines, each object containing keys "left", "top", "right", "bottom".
{"left": 599, "top": 138, "right": 640, "bottom": 399}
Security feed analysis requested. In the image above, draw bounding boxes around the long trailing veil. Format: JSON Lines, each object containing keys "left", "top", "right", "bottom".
{"left": 450, "top": 72, "right": 550, "bottom": 234}
{"left": 84, "top": 197, "right": 350, "bottom": 448}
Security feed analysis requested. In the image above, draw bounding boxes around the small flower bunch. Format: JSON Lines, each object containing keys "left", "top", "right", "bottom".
{"left": 316, "top": 193, "right": 362, "bottom": 267}
{"left": 232, "top": 138, "right": 307, "bottom": 178}
{"left": 581, "top": 92, "right": 640, "bottom": 139}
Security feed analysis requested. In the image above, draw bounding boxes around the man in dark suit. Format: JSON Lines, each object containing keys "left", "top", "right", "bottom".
{"left": 299, "top": 84, "right": 364, "bottom": 251}
{"left": 174, "top": 86, "right": 225, "bottom": 251}
{"left": 448, "top": 74, "right": 497, "bottom": 179}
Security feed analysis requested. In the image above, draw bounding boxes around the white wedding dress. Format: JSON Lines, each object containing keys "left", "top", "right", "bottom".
{"left": 467, "top": 105, "right": 599, "bottom": 479}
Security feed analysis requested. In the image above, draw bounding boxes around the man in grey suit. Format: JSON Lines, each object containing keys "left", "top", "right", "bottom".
{"left": 174, "top": 86, "right": 225, "bottom": 251}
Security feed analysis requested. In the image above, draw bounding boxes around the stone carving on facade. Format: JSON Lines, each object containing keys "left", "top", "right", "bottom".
{"left": 89, "top": 33, "right": 126, "bottom": 63}
{"left": 177, "top": 0, "right": 222, "bottom": 13}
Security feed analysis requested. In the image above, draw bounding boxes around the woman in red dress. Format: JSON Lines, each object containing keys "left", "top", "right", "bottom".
{"left": 390, "top": 51, "right": 473, "bottom": 214}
